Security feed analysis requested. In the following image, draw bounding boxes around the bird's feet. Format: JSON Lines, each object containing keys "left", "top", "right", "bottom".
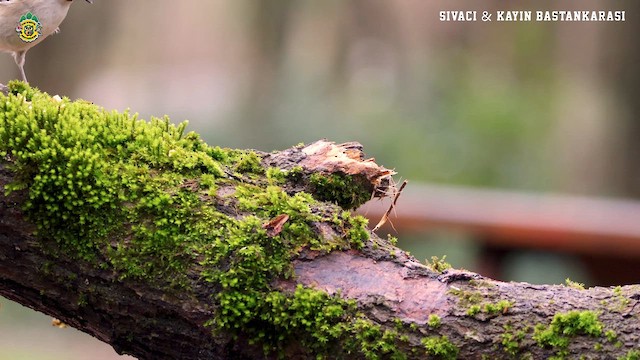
{"left": 0, "top": 83, "right": 8, "bottom": 95}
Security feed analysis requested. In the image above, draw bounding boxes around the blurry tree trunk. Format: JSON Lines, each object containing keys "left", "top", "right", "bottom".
{"left": 611, "top": 1, "right": 640, "bottom": 197}
{"left": 329, "top": 1, "right": 407, "bottom": 100}
{"left": 241, "top": 0, "right": 295, "bottom": 148}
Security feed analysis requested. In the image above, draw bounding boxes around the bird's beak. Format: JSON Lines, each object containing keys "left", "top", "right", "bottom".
{"left": 86, "top": 0, "right": 93, "bottom": 3}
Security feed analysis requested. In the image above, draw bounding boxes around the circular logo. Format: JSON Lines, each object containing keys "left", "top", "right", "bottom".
{"left": 16, "top": 12, "right": 42, "bottom": 43}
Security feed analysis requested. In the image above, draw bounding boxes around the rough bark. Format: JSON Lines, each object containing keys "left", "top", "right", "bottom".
{"left": 1, "top": 86, "right": 640, "bottom": 359}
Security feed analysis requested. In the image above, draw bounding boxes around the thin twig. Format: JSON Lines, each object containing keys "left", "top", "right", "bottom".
{"left": 372, "top": 180, "right": 407, "bottom": 232}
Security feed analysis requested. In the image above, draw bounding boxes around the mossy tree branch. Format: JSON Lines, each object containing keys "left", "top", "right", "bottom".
{"left": 1, "top": 83, "right": 640, "bottom": 359}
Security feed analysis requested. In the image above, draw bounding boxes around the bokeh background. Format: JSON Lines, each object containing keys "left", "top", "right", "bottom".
{"left": 1, "top": 0, "right": 638, "bottom": 358}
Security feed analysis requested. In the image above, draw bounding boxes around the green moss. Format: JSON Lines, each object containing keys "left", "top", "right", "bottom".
{"left": 421, "top": 336, "right": 458, "bottom": 360}
{"left": 464, "top": 299, "right": 513, "bottom": 318}
{"left": 501, "top": 332, "right": 519, "bottom": 355}
{"left": 448, "top": 287, "right": 482, "bottom": 307}
{"left": 265, "top": 166, "right": 286, "bottom": 184}
{"left": 613, "top": 286, "right": 623, "bottom": 296}
{"left": 533, "top": 310, "right": 603, "bottom": 359}
{"left": 309, "top": 172, "right": 372, "bottom": 210}
{"left": 0, "top": 83, "right": 420, "bottom": 358}
{"left": 608, "top": 286, "right": 631, "bottom": 313}
{"left": 426, "top": 255, "right": 452, "bottom": 273}
{"left": 427, "top": 314, "right": 441, "bottom": 328}
{"left": 2, "top": 88, "right": 209, "bottom": 263}
{"left": 619, "top": 350, "right": 640, "bottom": 360}
{"left": 501, "top": 324, "right": 528, "bottom": 356}
{"left": 466, "top": 305, "right": 481, "bottom": 316}
{"left": 450, "top": 287, "right": 510, "bottom": 319}
{"left": 77, "top": 292, "right": 88, "bottom": 307}
{"left": 605, "top": 329, "right": 618, "bottom": 343}
{"left": 344, "top": 211, "right": 370, "bottom": 249}
{"left": 214, "top": 285, "right": 349, "bottom": 355}
{"left": 484, "top": 300, "right": 513, "bottom": 315}
{"left": 349, "top": 318, "right": 408, "bottom": 360}
{"left": 284, "top": 165, "right": 304, "bottom": 182}
{"left": 235, "top": 151, "right": 264, "bottom": 174}
{"left": 564, "top": 278, "right": 585, "bottom": 290}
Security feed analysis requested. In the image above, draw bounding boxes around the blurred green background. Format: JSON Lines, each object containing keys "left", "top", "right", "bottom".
{"left": 1, "top": 0, "right": 638, "bottom": 358}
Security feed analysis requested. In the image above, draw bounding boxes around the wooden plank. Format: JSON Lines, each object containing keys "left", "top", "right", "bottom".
{"left": 358, "top": 183, "right": 640, "bottom": 257}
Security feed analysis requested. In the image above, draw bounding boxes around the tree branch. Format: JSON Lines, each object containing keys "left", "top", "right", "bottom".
{"left": 1, "top": 83, "right": 639, "bottom": 359}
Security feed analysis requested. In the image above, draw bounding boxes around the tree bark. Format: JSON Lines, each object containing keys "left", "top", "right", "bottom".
{"left": 1, "top": 85, "right": 640, "bottom": 359}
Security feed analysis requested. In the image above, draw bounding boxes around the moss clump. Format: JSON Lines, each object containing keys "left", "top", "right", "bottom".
{"left": 265, "top": 166, "right": 286, "bottom": 183}
{"left": 533, "top": 310, "right": 603, "bottom": 359}
{"left": 0, "top": 83, "right": 417, "bottom": 358}
{"left": 344, "top": 211, "right": 370, "bottom": 248}
{"left": 235, "top": 151, "right": 264, "bottom": 174}
{"left": 467, "top": 300, "right": 511, "bottom": 316}
{"left": 455, "top": 289, "right": 512, "bottom": 318}
{"left": 427, "top": 314, "right": 441, "bottom": 328}
{"left": 213, "top": 284, "right": 355, "bottom": 356}
{"left": 619, "top": 350, "right": 640, "bottom": 360}
{"left": 283, "top": 165, "right": 304, "bottom": 182}
{"left": 421, "top": 336, "right": 458, "bottom": 360}
{"left": 426, "top": 255, "right": 452, "bottom": 273}
{"left": 483, "top": 300, "right": 513, "bottom": 315}
{"left": 608, "top": 286, "right": 631, "bottom": 313}
{"left": 0, "top": 82, "right": 239, "bottom": 280}
{"left": 605, "top": 329, "right": 618, "bottom": 343}
{"left": 501, "top": 323, "right": 528, "bottom": 356}
{"left": 466, "top": 305, "right": 481, "bottom": 317}
{"left": 309, "top": 172, "right": 372, "bottom": 210}
{"left": 349, "top": 318, "right": 409, "bottom": 360}
{"left": 564, "top": 278, "right": 585, "bottom": 290}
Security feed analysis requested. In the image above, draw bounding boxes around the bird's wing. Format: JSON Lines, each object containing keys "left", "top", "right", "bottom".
{"left": 0, "top": 0, "right": 34, "bottom": 52}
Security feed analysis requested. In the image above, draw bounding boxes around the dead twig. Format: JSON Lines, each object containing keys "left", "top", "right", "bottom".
{"left": 372, "top": 180, "right": 407, "bottom": 232}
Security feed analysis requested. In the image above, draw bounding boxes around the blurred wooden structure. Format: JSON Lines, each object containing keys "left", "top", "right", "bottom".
{"left": 359, "top": 183, "right": 640, "bottom": 286}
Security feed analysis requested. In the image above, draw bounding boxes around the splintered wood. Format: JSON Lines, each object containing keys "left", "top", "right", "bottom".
{"left": 263, "top": 140, "right": 404, "bottom": 229}
{"left": 298, "top": 140, "right": 397, "bottom": 199}
{"left": 298, "top": 141, "right": 407, "bottom": 231}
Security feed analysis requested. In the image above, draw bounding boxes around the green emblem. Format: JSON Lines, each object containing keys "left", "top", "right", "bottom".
{"left": 16, "top": 12, "right": 43, "bottom": 43}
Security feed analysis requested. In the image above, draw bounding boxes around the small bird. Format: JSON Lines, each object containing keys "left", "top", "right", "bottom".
{"left": 0, "top": 0, "right": 92, "bottom": 90}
